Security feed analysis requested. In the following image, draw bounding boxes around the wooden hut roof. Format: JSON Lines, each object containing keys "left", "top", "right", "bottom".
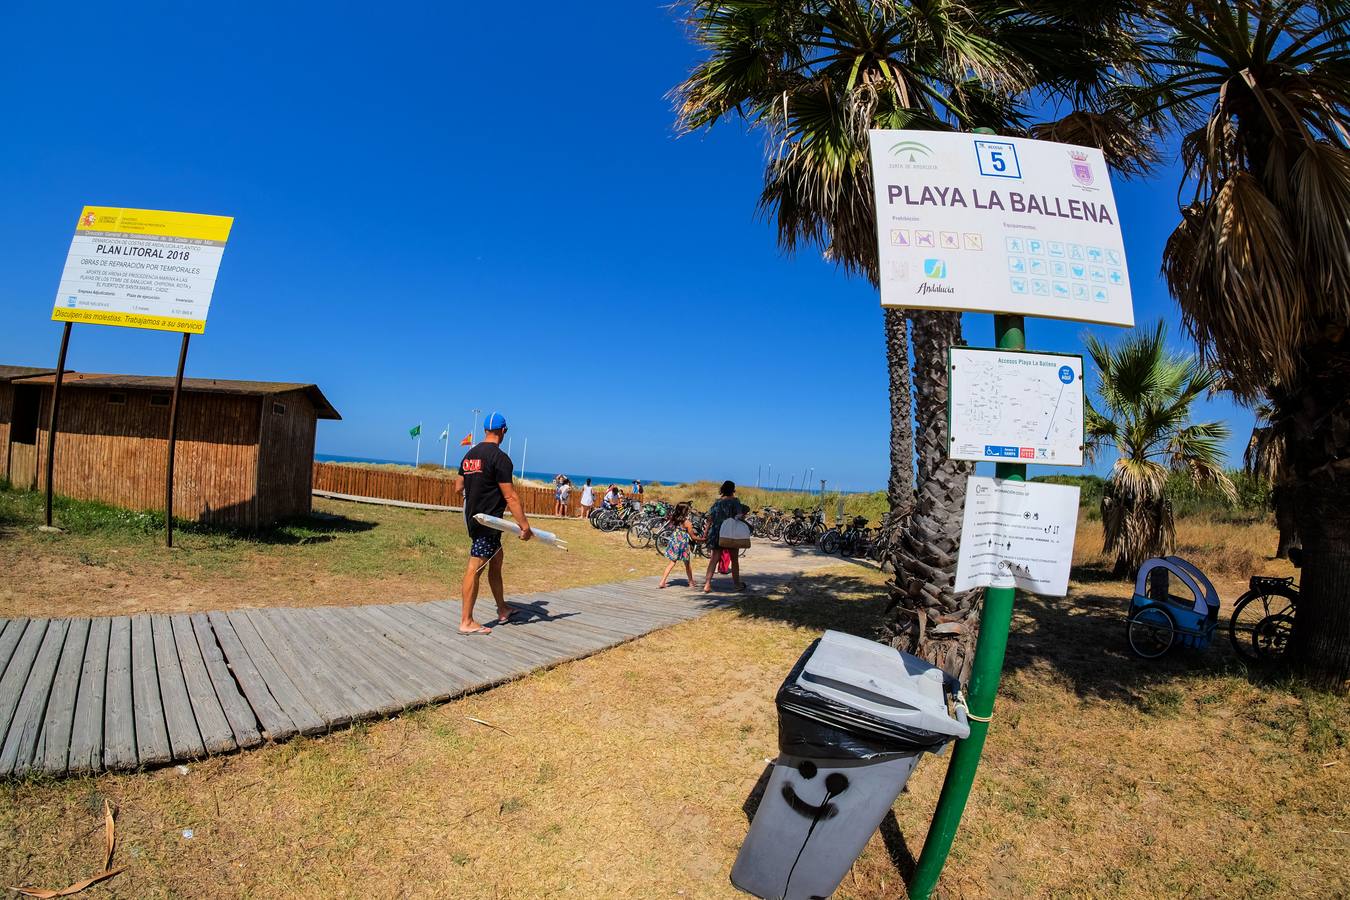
{"left": 0, "top": 365, "right": 57, "bottom": 383}
{"left": 9, "top": 371, "right": 341, "bottom": 420}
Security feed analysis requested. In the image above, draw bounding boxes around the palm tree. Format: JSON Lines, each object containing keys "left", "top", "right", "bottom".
{"left": 1085, "top": 322, "right": 1234, "bottom": 577}
{"left": 1244, "top": 400, "right": 1299, "bottom": 558}
{"left": 672, "top": 1, "right": 1146, "bottom": 680}
{"left": 1124, "top": 0, "right": 1350, "bottom": 684}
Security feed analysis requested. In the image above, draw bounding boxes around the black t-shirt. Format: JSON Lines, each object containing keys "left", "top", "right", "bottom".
{"left": 459, "top": 442, "right": 514, "bottom": 537}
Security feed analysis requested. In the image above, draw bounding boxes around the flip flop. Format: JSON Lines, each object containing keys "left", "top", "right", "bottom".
{"left": 496, "top": 608, "right": 527, "bottom": 624}
{"left": 458, "top": 625, "right": 492, "bottom": 635}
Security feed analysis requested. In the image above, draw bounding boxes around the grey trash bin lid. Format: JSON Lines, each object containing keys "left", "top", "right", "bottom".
{"left": 777, "top": 630, "right": 969, "bottom": 755}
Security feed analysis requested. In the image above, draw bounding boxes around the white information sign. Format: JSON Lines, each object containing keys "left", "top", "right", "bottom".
{"left": 949, "top": 348, "right": 1085, "bottom": 466}
{"left": 52, "top": 206, "right": 233, "bottom": 334}
{"left": 868, "top": 130, "right": 1135, "bottom": 326}
{"left": 954, "top": 477, "right": 1080, "bottom": 597}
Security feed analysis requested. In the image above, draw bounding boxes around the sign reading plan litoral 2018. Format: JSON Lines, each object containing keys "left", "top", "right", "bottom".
{"left": 868, "top": 131, "right": 1134, "bottom": 327}
{"left": 52, "top": 206, "right": 233, "bottom": 334}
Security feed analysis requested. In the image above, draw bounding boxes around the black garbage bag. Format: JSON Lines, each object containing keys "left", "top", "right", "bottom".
{"left": 775, "top": 638, "right": 957, "bottom": 759}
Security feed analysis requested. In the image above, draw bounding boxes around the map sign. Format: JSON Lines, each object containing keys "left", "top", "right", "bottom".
{"left": 868, "top": 130, "right": 1134, "bottom": 327}
{"left": 954, "top": 477, "right": 1080, "bottom": 597}
{"left": 949, "top": 348, "right": 1085, "bottom": 466}
{"left": 52, "top": 206, "right": 233, "bottom": 334}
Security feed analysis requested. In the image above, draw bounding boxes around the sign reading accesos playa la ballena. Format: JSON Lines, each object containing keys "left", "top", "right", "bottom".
{"left": 867, "top": 130, "right": 1134, "bottom": 327}
{"left": 52, "top": 206, "right": 234, "bottom": 334}
{"left": 949, "top": 348, "right": 1085, "bottom": 466}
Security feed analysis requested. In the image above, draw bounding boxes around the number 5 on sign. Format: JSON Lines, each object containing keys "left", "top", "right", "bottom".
{"left": 974, "top": 140, "right": 1021, "bottom": 179}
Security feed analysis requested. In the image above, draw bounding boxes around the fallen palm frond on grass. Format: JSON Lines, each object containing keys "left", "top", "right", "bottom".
{"left": 9, "top": 800, "right": 124, "bottom": 898}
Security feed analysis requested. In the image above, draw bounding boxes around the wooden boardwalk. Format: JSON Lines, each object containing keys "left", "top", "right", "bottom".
{"left": 0, "top": 576, "right": 771, "bottom": 778}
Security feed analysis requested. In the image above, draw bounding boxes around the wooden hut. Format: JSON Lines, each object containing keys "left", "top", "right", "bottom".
{"left": 0, "top": 365, "right": 55, "bottom": 490}
{"left": 0, "top": 367, "right": 340, "bottom": 528}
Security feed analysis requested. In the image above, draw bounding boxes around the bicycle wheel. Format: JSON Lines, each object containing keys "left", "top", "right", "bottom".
{"left": 627, "top": 521, "right": 652, "bottom": 549}
{"left": 654, "top": 528, "right": 672, "bottom": 557}
{"left": 820, "top": 531, "right": 841, "bottom": 554}
{"left": 1127, "top": 606, "right": 1176, "bottom": 658}
{"left": 1229, "top": 589, "right": 1298, "bottom": 663}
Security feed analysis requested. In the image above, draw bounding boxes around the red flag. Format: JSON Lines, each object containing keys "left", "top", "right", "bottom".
{"left": 459, "top": 433, "right": 473, "bottom": 446}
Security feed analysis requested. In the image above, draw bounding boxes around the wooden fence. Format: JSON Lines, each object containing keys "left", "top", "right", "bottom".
{"left": 311, "top": 461, "right": 589, "bottom": 517}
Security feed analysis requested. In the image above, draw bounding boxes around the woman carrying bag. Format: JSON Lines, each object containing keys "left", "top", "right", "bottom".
{"left": 702, "top": 480, "right": 750, "bottom": 594}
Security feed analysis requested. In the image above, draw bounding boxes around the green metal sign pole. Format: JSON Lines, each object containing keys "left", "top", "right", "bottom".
{"left": 908, "top": 312, "right": 1026, "bottom": 899}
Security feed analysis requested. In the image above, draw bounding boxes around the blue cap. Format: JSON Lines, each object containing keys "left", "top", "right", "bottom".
{"left": 483, "top": 411, "right": 508, "bottom": 432}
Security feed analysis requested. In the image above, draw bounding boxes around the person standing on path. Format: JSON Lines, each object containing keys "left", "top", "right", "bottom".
{"left": 702, "top": 480, "right": 748, "bottom": 593}
{"left": 579, "top": 478, "right": 594, "bottom": 519}
{"left": 658, "top": 502, "right": 697, "bottom": 589}
{"left": 557, "top": 478, "right": 572, "bottom": 517}
{"left": 455, "top": 412, "right": 533, "bottom": 634}
{"left": 632, "top": 479, "right": 644, "bottom": 507}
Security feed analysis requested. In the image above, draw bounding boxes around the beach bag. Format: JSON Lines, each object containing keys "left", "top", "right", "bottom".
{"left": 718, "top": 517, "right": 752, "bottom": 549}
{"left": 718, "top": 550, "right": 732, "bottom": 574}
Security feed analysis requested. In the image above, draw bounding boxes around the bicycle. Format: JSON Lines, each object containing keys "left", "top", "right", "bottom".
{"left": 1229, "top": 570, "right": 1299, "bottom": 664}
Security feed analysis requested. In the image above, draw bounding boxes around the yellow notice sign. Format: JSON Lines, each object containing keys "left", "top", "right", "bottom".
{"left": 52, "top": 206, "right": 233, "bottom": 333}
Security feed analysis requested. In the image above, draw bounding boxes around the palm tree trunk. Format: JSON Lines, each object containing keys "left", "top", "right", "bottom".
{"left": 881, "top": 310, "right": 979, "bottom": 683}
{"left": 884, "top": 307, "right": 916, "bottom": 517}
{"left": 1272, "top": 483, "right": 1299, "bottom": 559}
{"left": 1286, "top": 382, "right": 1350, "bottom": 689}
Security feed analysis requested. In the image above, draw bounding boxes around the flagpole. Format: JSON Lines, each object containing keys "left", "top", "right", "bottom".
{"left": 472, "top": 408, "right": 480, "bottom": 446}
{"left": 442, "top": 423, "right": 450, "bottom": 467}
{"left": 520, "top": 438, "right": 527, "bottom": 483}
{"left": 415, "top": 422, "right": 422, "bottom": 467}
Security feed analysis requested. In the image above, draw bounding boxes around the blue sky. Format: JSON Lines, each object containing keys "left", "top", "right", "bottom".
{"left": 0, "top": 2, "right": 1250, "bottom": 491}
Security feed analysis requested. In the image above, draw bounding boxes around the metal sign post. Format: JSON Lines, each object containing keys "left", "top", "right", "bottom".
{"left": 164, "top": 334, "right": 191, "bottom": 547}
{"left": 40, "top": 322, "right": 73, "bottom": 531}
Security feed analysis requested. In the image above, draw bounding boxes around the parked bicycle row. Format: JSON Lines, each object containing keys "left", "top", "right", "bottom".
{"left": 588, "top": 496, "right": 885, "bottom": 563}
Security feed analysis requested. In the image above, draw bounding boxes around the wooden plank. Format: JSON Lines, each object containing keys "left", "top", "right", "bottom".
{"left": 263, "top": 608, "right": 391, "bottom": 719}
{"left": 130, "top": 614, "right": 171, "bottom": 766}
{"left": 394, "top": 604, "right": 531, "bottom": 682}
{"left": 0, "top": 619, "right": 49, "bottom": 751}
{"left": 345, "top": 606, "right": 477, "bottom": 698}
{"left": 281, "top": 607, "right": 408, "bottom": 717}
{"left": 151, "top": 614, "right": 205, "bottom": 760}
{"left": 239, "top": 609, "right": 354, "bottom": 728}
{"left": 376, "top": 605, "right": 504, "bottom": 683}
{"left": 562, "top": 586, "right": 692, "bottom": 624}
{"left": 425, "top": 598, "right": 635, "bottom": 652}
{"left": 0, "top": 619, "right": 69, "bottom": 776}
{"left": 39, "top": 618, "right": 90, "bottom": 775}
{"left": 213, "top": 610, "right": 321, "bottom": 736}
{"left": 70, "top": 617, "right": 111, "bottom": 774}
{"left": 459, "top": 595, "right": 645, "bottom": 643}
{"left": 102, "top": 617, "right": 136, "bottom": 771}
{"left": 0, "top": 619, "right": 29, "bottom": 682}
{"left": 170, "top": 615, "right": 235, "bottom": 755}
{"left": 320, "top": 608, "right": 451, "bottom": 705}
{"left": 192, "top": 613, "right": 265, "bottom": 747}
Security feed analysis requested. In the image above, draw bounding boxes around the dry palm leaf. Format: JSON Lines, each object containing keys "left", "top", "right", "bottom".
{"left": 9, "top": 800, "right": 127, "bottom": 898}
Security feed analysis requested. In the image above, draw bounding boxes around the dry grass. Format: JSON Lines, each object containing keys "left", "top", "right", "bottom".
{"left": 1074, "top": 511, "right": 1295, "bottom": 597}
{"left": 1, "top": 547, "right": 1346, "bottom": 898}
{"left": 0, "top": 496, "right": 654, "bottom": 619}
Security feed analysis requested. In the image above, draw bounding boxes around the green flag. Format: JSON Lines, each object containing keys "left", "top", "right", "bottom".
{"left": 409, "top": 424, "right": 421, "bottom": 438}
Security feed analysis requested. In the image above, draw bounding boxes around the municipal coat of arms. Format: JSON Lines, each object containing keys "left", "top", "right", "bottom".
{"left": 1070, "top": 150, "right": 1094, "bottom": 186}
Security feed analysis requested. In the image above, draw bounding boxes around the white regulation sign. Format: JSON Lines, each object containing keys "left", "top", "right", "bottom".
{"left": 955, "top": 477, "right": 1080, "bottom": 597}
{"left": 949, "top": 348, "right": 1085, "bottom": 466}
{"left": 868, "top": 130, "right": 1135, "bottom": 327}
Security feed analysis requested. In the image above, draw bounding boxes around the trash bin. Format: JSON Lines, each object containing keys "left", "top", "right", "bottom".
{"left": 731, "top": 630, "right": 970, "bottom": 900}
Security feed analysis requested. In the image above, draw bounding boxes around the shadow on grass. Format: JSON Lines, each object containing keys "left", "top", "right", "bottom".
{"left": 730, "top": 567, "right": 1282, "bottom": 713}
{"left": 731, "top": 572, "right": 892, "bottom": 637}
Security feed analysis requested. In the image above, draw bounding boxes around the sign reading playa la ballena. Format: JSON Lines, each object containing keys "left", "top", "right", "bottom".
{"left": 52, "top": 207, "right": 233, "bottom": 334}
{"left": 867, "top": 131, "right": 1134, "bottom": 327}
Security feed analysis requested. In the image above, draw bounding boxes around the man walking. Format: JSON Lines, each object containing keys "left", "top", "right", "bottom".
{"left": 455, "top": 412, "right": 532, "bottom": 634}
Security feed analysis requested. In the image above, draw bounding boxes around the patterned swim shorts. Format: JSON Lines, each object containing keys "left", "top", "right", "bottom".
{"left": 469, "top": 532, "right": 502, "bottom": 559}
